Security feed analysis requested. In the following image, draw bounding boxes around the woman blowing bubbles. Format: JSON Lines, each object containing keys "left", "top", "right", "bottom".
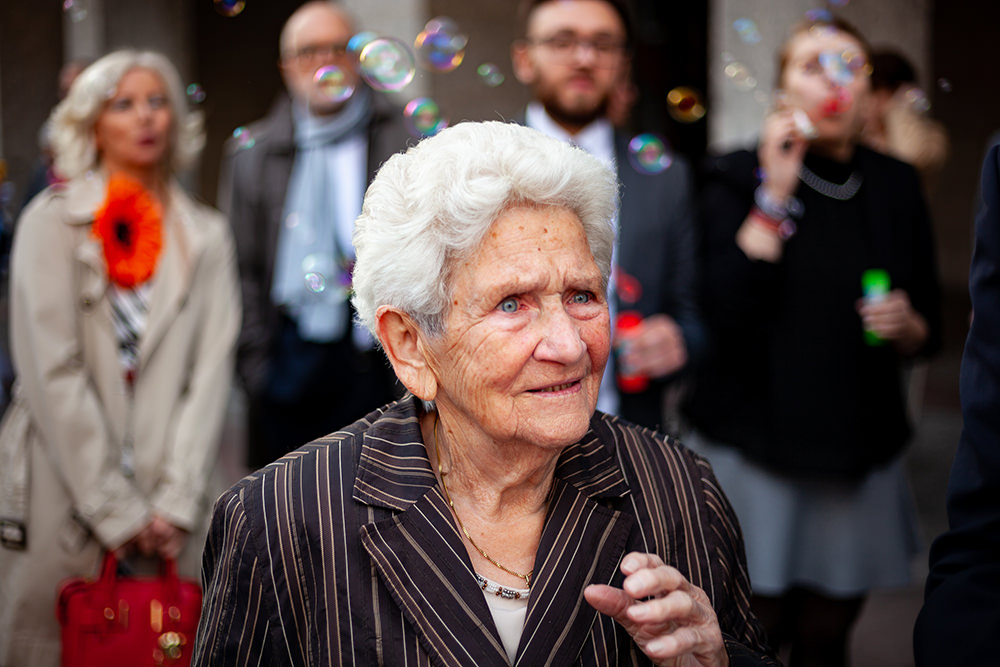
{"left": 194, "top": 121, "right": 777, "bottom": 666}
{"left": 684, "top": 16, "right": 941, "bottom": 666}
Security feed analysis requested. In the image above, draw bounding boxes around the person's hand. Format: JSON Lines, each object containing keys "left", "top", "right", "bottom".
{"left": 617, "top": 314, "right": 687, "bottom": 378}
{"left": 147, "top": 515, "right": 189, "bottom": 560}
{"left": 857, "top": 288, "right": 929, "bottom": 355}
{"left": 735, "top": 219, "right": 784, "bottom": 263}
{"left": 584, "top": 552, "right": 729, "bottom": 667}
{"left": 757, "top": 105, "right": 809, "bottom": 203}
{"left": 114, "top": 516, "right": 189, "bottom": 560}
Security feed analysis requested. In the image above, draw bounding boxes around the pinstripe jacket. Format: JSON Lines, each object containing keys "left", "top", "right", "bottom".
{"left": 193, "top": 396, "right": 776, "bottom": 666}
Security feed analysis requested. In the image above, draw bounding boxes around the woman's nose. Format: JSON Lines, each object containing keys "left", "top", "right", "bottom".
{"left": 535, "top": 307, "right": 586, "bottom": 363}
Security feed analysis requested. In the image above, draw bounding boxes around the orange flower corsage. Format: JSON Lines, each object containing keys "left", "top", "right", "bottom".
{"left": 92, "top": 173, "right": 163, "bottom": 288}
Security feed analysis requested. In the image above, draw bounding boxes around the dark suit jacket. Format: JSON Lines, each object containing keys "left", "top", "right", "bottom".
{"left": 914, "top": 143, "right": 1000, "bottom": 663}
{"left": 217, "top": 93, "right": 412, "bottom": 395}
{"left": 517, "top": 112, "right": 706, "bottom": 431}
{"left": 613, "top": 134, "right": 706, "bottom": 430}
{"left": 193, "top": 396, "right": 777, "bottom": 666}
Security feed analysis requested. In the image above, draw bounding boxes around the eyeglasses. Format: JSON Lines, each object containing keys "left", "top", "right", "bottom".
{"left": 526, "top": 33, "right": 627, "bottom": 63}
{"left": 284, "top": 42, "right": 350, "bottom": 63}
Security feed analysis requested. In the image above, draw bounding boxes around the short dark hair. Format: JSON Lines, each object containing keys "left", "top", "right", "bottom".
{"left": 516, "top": 0, "right": 635, "bottom": 50}
{"left": 869, "top": 49, "right": 917, "bottom": 93}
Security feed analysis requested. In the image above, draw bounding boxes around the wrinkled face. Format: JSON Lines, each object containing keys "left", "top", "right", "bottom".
{"left": 280, "top": 5, "right": 359, "bottom": 114}
{"left": 422, "top": 205, "right": 610, "bottom": 450}
{"left": 94, "top": 68, "right": 172, "bottom": 176}
{"left": 780, "top": 27, "right": 872, "bottom": 143}
{"left": 513, "top": 0, "right": 628, "bottom": 130}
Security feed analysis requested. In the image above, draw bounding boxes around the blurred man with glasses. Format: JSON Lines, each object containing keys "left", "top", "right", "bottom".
{"left": 219, "top": 1, "right": 409, "bottom": 468}
{"left": 512, "top": 0, "right": 705, "bottom": 434}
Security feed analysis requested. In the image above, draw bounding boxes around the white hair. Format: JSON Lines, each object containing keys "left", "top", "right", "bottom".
{"left": 49, "top": 50, "right": 204, "bottom": 179}
{"left": 351, "top": 120, "right": 618, "bottom": 339}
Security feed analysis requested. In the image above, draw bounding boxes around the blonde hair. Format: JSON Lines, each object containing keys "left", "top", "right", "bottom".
{"left": 49, "top": 50, "right": 204, "bottom": 179}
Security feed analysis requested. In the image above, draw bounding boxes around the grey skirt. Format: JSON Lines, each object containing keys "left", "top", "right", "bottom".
{"left": 683, "top": 429, "right": 921, "bottom": 598}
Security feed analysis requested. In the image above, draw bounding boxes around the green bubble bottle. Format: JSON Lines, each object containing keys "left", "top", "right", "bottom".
{"left": 862, "top": 268, "right": 890, "bottom": 346}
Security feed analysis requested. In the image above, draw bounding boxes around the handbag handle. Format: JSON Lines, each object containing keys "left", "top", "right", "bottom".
{"left": 96, "top": 550, "right": 184, "bottom": 604}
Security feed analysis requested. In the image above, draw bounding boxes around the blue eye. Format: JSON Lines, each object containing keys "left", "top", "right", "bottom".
{"left": 499, "top": 297, "right": 518, "bottom": 313}
{"left": 571, "top": 292, "right": 592, "bottom": 304}
{"left": 148, "top": 95, "right": 168, "bottom": 109}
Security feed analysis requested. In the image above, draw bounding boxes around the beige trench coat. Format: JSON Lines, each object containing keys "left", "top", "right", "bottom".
{"left": 0, "top": 173, "right": 240, "bottom": 665}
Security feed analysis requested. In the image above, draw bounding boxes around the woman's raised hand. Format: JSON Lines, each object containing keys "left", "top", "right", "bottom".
{"left": 584, "top": 552, "right": 729, "bottom": 667}
{"left": 758, "top": 105, "right": 809, "bottom": 202}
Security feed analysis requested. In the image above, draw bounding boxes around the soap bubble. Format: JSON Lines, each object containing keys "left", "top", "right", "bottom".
{"left": 63, "top": 0, "right": 88, "bottom": 22}
{"left": 938, "top": 78, "right": 952, "bottom": 93}
{"left": 477, "top": 63, "right": 505, "bottom": 87}
{"left": 666, "top": 87, "right": 706, "bottom": 123}
{"left": 403, "top": 98, "right": 448, "bottom": 137}
{"left": 347, "top": 31, "right": 378, "bottom": 59}
{"left": 903, "top": 87, "right": 931, "bottom": 113}
{"left": 313, "top": 66, "right": 354, "bottom": 104}
{"left": 414, "top": 18, "right": 467, "bottom": 73}
{"left": 359, "top": 38, "right": 416, "bottom": 92}
{"left": 614, "top": 267, "right": 643, "bottom": 304}
{"left": 232, "top": 126, "right": 255, "bottom": 151}
{"left": 213, "top": 0, "right": 245, "bottom": 18}
{"left": 724, "top": 62, "right": 757, "bottom": 91}
{"left": 732, "top": 18, "right": 761, "bottom": 44}
{"left": 627, "top": 134, "right": 673, "bottom": 174}
{"left": 186, "top": 83, "right": 206, "bottom": 104}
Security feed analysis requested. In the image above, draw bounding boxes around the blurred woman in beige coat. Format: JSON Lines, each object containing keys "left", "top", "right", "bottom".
{"left": 0, "top": 50, "right": 240, "bottom": 665}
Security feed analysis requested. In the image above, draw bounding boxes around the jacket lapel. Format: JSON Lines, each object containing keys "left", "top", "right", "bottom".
{"left": 516, "top": 431, "right": 633, "bottom": 665}
{"left": 361, "top": 489, "right": 513, "bottom": 667}
{"left": 137, "top": 185, "right": 199, "bottom": 368}
{"left": 356, "top": 401, "right": 635, "bottom": 666}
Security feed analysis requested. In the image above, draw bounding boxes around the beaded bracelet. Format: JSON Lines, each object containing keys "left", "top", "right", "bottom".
{"left": 749, "top": 207, "right": 798, "bottom": 241}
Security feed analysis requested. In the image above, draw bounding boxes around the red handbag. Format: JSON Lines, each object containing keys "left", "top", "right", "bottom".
{"left": 55, "top": 551, "right": 202, "bottom": 666}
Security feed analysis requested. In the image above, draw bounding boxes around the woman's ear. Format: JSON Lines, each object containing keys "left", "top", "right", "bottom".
{"left": 375, "top": 306, "right": 438, "bottom": 401}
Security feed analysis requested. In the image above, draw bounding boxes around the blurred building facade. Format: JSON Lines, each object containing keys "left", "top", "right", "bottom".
{"left": 0, "top": 0, "right": 996, "bottom": 291}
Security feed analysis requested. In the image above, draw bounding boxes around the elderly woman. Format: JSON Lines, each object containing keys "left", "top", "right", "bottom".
{"left": 0, "top": 50, "right": 239, "bottom": 665}
{"left": 193, "top": 121, "right": 773, "bottom": 666}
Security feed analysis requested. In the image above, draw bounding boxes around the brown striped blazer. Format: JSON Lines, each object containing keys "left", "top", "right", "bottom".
{"left": 192, "top": 395, "right": 777, "bottom": 666}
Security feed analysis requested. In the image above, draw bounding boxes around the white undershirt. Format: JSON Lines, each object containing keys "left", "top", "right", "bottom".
{"left": 479, "top": 574, "right": 530, "bottom": 662}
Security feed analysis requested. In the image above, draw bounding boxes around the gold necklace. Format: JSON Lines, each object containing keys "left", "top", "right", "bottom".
{"left": 433, "top": 415, "right": 534, "bottom": 589}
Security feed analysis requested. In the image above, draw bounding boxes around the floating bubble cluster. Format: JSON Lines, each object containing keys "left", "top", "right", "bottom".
{"left": 477, "top": 63, "right": 505, "bottom": 87}
{"left": 403, "top": 98, "right": 448, "bottom": 138}
{"left": 818, "top": 49, "right": 867, "bottom": 86}
{"left": 724, "top": 62, "right": 757, "bottom": 91}
{"left": 232, "top": 126, "right": 255, "bottom": 151}
{"left": 214, "top": 0, "right": 245, "bottom": 18}
{"left": 359, "top": 38, "right": 416, "bottom": 92}
{"left": 627, "top": 134, "right": 673, "bottom": 174}
{"left": 732, "top": 18, "right": 761, "bottom": 45}
{"left": 186, "top": 83, "right": 206, "bottom": 104}
{"left": 63, "top": 0, "right": 88, "bottom": 22}
{"left": 313, "top": 66, "right": 355, "bottom": 104}
{"left": 903, "top": 87, "right": 931, "bottom": 113}
{"left": 666, "top": 87, "right": 706, "bottom": 123}
{"left": 414, "top": 18, "right": 467, "bottom": 73}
